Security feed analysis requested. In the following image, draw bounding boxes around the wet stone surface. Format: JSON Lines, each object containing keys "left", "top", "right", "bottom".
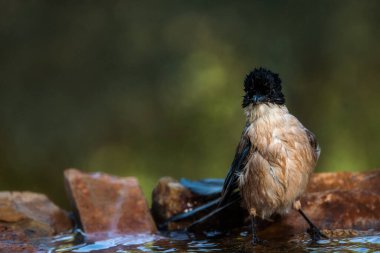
{"left": 306, "top": 170, "right": 380, "bottom": 194}
{"left": 0, "top": 170, "right": 379, "bottom": 252}
{"left": 0, "top": 191, "right": 72, "bottom": 239}
{"left": 152, "top": 177, "right": 246, "bottom": 231}
{"left": 151, "top": 177, "right": 193, "bottom": 227}
{"left": 0, "top": 191, "right": 72, "bottom": 253}
{"left": 64, "top": 169, "right": 157, "bottom": 238}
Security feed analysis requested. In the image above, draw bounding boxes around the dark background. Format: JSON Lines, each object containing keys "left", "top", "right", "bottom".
{"left": 1, "top": 1, "right": 379, "bottom": 208}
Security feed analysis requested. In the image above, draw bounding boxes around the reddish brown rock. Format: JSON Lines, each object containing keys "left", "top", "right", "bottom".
{"left": 0, "top": 191, "right": 72, "bottom": 242}
{"left": 151, "top": 177, "right": 193, "bottom": 227}
{"left": 151, "top": 178, "right": 242, "bottom": 232}
{"left": 307, "top": 170, "right": 380, "bottom": 194}
{"left": 152, "top": 170, "right": 380, "bottom": 236}
{"left": 64, "top": 169, "right": 156, "bottom": 237}
{"left": 261, "top": 189, "right": 380, "bottom": 238}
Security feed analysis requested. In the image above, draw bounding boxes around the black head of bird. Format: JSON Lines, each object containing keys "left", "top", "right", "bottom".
{"left": 242, "top": 68, "right": 285, "bottom": 107}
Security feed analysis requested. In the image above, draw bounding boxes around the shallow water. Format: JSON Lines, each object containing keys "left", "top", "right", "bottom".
{"left": 40, "top": 229, "right": 380, "bottom": 253}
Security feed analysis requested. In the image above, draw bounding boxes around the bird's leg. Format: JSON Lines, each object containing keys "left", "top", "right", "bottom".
{"left": 294, "top": 201, "right": 328, "bottom": 241}
{"left": 250, "top": 216, "right": 259, "bottom": 244}
{"left": 294, "top": 201, "right": 327, "bottom": 240}
{"left": 249, "top": 208, "right": 263, "bottom": 245}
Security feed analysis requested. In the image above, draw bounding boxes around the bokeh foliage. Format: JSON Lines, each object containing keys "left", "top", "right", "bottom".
{"left": 1, "top": 1, "right": 379, "bottom": 207}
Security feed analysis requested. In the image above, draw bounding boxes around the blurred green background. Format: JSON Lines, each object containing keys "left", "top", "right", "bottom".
{"left": 1, "top": 1, "right": 379, "bottom": 208}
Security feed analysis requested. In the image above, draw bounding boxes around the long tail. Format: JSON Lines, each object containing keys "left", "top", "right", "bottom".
{"left": 160, "top": 178, "right": 241, "bottom": 231}
{"left": 187, "top": 191, "right": 241, "bottom": 231}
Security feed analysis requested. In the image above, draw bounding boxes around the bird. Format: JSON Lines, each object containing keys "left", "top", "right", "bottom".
{"left": 164, "top": 67, "right": 326, "bottom": 244}
{"left": 218, "top": 67, "right": 326, "bottom": 244}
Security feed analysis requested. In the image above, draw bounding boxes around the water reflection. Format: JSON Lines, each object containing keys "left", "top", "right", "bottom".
{"left": 45, "top": 229, "right": 380, "bottom": 253}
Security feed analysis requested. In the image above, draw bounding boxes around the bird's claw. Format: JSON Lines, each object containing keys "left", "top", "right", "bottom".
{"left": 307, "top": 226, "right": 328, "bottom": 241}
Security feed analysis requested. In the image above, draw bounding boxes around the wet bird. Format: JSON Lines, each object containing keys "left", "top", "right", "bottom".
{"left": 165, "top": 68, "right": 326, "bottom": 244}
{"left": 219, "top": 67, "right": 326, "bottom": 244}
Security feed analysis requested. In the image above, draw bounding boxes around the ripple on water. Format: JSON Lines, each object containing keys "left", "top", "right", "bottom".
{"left": 45, "top": 230, "right": 380, "bottom": 253}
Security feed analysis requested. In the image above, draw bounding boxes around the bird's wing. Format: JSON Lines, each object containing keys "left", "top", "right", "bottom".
{"left": 219, "top": 124, "right": 252, "bottom": 206}
{"left": 304, "top": 128, "right": 320, "bottom": 160}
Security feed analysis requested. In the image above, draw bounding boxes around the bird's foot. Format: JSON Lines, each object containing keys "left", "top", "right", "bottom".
{"left": 307, "top": 225, "right": 328, "bottom": 241}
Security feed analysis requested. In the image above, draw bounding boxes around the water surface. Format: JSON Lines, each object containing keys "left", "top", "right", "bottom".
{"left": 42, "top": 229, "right": 380, "bottom": 252}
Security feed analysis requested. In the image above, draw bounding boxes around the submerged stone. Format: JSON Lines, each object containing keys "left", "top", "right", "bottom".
{"left": 64, "top": 168, "right": 156, "bottom": 238}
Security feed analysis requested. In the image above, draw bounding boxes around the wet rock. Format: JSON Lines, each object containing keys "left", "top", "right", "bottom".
{"left": 0, "top": 191, "right": 72, "bottom": 242}
{"left": 307, "top": 170, "right": 380, "bottom": 194}
{"left": 152, "top": 170, "right": 380, "bottom": 235}
{"left": 151, "top": 178, "right": 243, "bottom": 232}
{"left": 151, "top": 177, "right": 245, "bottom": 231}
{"left": 64, "top": 168, "right": 156, "bottom": 237}
{"left": 260, "top": 189, "right": 380, "bottom": 238}
{"left": 151, "top": 177, "right": 193, "bottom": 229}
